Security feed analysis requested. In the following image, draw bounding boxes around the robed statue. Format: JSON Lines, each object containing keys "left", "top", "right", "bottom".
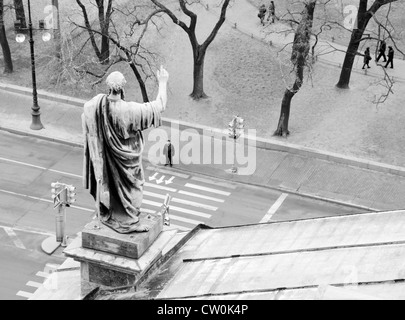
{"left": 82, "top": 66, "right": 169, "bottom": 234}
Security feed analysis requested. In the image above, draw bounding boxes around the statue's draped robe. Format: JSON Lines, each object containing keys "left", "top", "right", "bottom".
{"left": 82, "top": 94, "right": 163, "bottom": 233}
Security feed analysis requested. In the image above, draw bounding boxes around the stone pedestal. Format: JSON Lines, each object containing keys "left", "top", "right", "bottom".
{"left": 82, "top": 212, "right": 163, "bottom": 259}
{"left": 64, "top": 212, "right": 179, "bottom": 289}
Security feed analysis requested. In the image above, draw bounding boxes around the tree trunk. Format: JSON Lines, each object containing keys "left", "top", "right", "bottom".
{"left": 0, "top": 1, "right": 13, "bottom": 73}
{"left": 52, "top": 0, "right": 62, "bottom": 60}
{"left": 274, "top": 89, "right": 294, "bottom": 136}
{"left": 100, "top": 31, "right": 110, "bottom": 64}
{"left": 274, "top": 0, "right": 316, "bottom": 136}
{"left": 336, "top": 0, "right": 373, "bottom": 89}
{"left": 14, "top": 0, "right": 27, "bottom": 29}
{"left": 190, "top": 48, "right": 207, "bottom": 100}
{"left": 335, "top": 28, "right": 364, "bottom": 89}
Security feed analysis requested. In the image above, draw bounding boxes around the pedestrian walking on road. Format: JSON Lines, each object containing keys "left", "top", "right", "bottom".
{"left": 385, "top": 46, "right": 394, "bottom": 69}
{"left": 376, "top": 39, "right": 387, "bottom": 63}
{"left": 362, "top": 47, "right": 371, "bottom": 69}
{"left": 164, "top": 140, "right": 175, "bottom": 167}
{"left": 267, "top": 1, "right": 275, "bottom": 23}
{"left": 258, "top": 4, "right": 267, "bottom": 26}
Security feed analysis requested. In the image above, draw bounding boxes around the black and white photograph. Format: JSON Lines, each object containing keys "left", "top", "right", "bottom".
{"left": 0, "top": 0, "right": 404, "bottom": 305}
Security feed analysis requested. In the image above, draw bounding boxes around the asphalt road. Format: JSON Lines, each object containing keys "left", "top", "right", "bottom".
{"left": 0, "top": 131, "right": 364, "bottom": 299}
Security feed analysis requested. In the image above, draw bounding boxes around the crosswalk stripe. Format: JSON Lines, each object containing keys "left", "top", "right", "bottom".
{"left": 26, "top": 281, "right": 42, "bottom": 288}
{"left": 185, "top": 183, "right": 231, "bottom": 196}
{"left": 36, "top": 271, "right": 50, "bottom": 278}
{"left": 144, "top": 182, "right": 177, "bottom": 192}
{"left": 190, "top": 176, "right": 237, "bottom": 190}
{"left": 169, "top": 214, "right": 204, "bottom": 225}
{"left": 142, "top": 199, "right": 211, "bottom": 219}
{"left": 16, "top": 291, "right": 33, "bottom": 298}
{"left": 143, "top": 191, "right": 218, "bottom": 211}
{"left": 178, "top": 190, "right": 225, "bottom": 203}
{"left": 146, "top": 166, "right": 190, "bottom": 179}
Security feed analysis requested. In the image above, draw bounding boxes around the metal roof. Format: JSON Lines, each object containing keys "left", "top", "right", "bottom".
{"left": 96, "top": 210, "right": 405, "bottom": 300}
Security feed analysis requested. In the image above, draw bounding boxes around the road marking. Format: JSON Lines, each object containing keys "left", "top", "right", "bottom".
{"left": 142, "top": 199, "right": 211, "bottom": 219}
{"left": 26, "top": 281, "right": 42, "bottom": 288}
{"left": 0, "top": 225, "right": 53, "bottom": 237}
{"left": 190, "top": 176, "right": 237, "bottom": 190}
{"left": 178, "top": 190, "right": 225, "bottom": 203}
{"left": 185, "top": 183, "right": 231, "bottom": 196}
{"left": 36, "top": 271, "right": 50, "bottom": 278}
{"left": 140, "top": 208, "right": 196, "bottom": 231}
{"left": 16, "top": 291, "right": 33, "bottom": 299}
{"left": 144, "top": 182, "right": 177, "bottom": 192}
{"left": 143, "top": 191, "right": 218, "bottom": 211}
{"left": 169, "top": 214, "right": 204, "bottom": 225}
{"left": 0, "top": 189, "right": 94, "bottom": 212}
{"left": 3, "top": 227, "right": 26, "bottom": 249}
{"left": 146, "top": 166, "right": 190, "bottom": 179}
{"left": 0, "top": 156, "right": 81, "bottom": 178}
{"left": 260, "top": 193, "right": 289, "bottom": 223}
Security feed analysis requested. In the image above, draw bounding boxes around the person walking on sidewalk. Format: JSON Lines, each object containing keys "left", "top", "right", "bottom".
{"left": 362, "top": 47, "right": 371, "bottom": 69}
{"left": 163, "top": 140, "right": 175, "bottom": 167}
{"left": 267, "top": 1, "right": 275, "bottom": 23}
{"left": 258, "top": 4, "right": 267, "bottom": 26}
{"left": 385, "top": 46, "right": 394, "bottom": 69}
{"left": 376, "top": 39, "right": 387, "bottom": 63}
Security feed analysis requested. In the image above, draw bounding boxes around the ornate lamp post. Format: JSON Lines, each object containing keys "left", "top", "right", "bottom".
{"left": 14, "top": 0, "right": 53, "bottom": 130}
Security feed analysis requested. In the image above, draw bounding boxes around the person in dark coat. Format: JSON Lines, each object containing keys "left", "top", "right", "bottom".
{"left": 385, "top": 46, "right": 394, "bottom": 68}
{"left": 163, "top": 140, "right": 175, "bottom": 167}
{"left": 362, "top": 47, "right": 371, "bottom": 69}
{"left": 258, "top": 4, "right": 267, "bottom": 25}
{"left": 376, "top": 40, "right": 387, "bottom": 63}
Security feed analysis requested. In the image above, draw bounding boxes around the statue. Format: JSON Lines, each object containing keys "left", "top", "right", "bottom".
{"left": 82, "top": 66, "right": 169, "bottom": 234}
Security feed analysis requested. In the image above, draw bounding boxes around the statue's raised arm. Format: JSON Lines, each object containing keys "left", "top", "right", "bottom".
{"left": 155, "top": 65, "right": 169, "bottom": 113}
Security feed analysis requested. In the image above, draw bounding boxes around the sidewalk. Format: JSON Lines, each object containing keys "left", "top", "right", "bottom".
{"left": 206, "top": 0, "right": 405, "bottom": 82}
{"left": 1, "top": 86, "right": 405, "bottom": 212}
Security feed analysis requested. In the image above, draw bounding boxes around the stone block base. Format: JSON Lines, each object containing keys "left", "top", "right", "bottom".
{"left": 82, "top": 212, "right": 163, "bottom": 259}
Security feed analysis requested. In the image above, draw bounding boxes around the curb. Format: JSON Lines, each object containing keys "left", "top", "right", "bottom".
{"left": 0, "top": 122, "right": 380, "bottom": 212}
{"left": 2, "top": 82, "right": 405, "bottom": 178}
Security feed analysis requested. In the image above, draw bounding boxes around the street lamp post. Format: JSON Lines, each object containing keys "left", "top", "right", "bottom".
{"left": 15, "top": 0, "right": 54, "bottom": 130}
{"left": 27, "top": 0, "right": 43, "bottom": 130}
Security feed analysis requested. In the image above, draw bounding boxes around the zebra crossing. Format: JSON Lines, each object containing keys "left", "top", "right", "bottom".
{"left": 16, "top": 263, "right": 59, "bottom": 299}
{"left": 142, "top": 167, "right": 235, "bottom": 231}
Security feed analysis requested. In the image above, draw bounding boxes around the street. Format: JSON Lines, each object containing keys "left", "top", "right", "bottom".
{"left": 0, "top": 131, "right": 364, "bottom": 299}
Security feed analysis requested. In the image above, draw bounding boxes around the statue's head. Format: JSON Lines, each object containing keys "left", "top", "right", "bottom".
{"left": 106, "top": 71, "right": 127, "bottom": 100}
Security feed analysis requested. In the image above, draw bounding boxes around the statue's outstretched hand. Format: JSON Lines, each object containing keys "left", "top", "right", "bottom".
{"left": 157, "top": 65, "right": 169, "bottom": 84}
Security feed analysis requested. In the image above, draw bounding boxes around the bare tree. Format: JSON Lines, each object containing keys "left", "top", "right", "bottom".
{"left": 150, "top": 0, "right": 231, "bottom": 100}
{"left": 274, "top": 0, "right": 317, "bottom": 136}
{"left": 0, "top": 0, "right": 13, "bottom": 73}
{"left": 336, "top": 0, "right": 400, "bottom": 89}
{"left": 76, "top": 0, "right": 113, "bottom": 64}
{"left": 71, "top": 4, "right": 163, "bottom": 102}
